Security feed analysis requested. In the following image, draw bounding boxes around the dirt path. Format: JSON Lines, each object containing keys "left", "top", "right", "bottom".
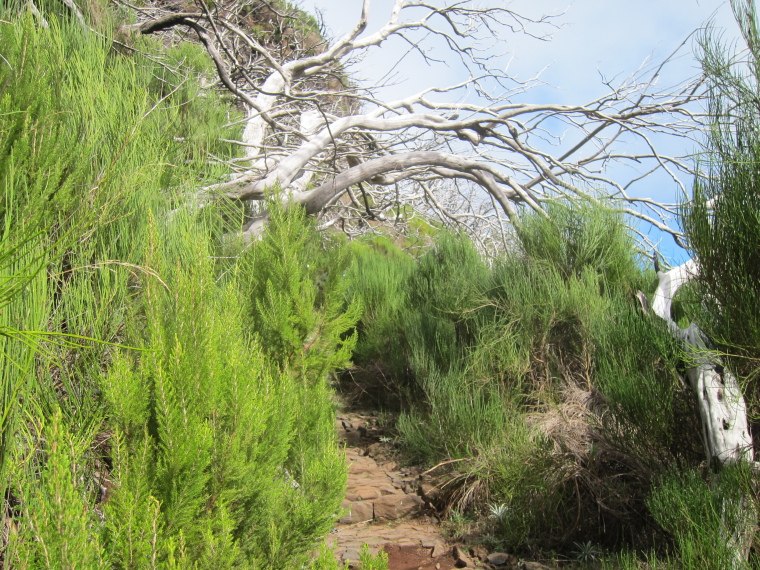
{"left": 324, "top": 412, "right": 552, "bottom": 570}
{"left": 326, "top": 412, "right": 458, "bottom": 570}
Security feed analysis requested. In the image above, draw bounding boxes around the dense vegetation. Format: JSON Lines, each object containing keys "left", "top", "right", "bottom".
{"left": 0, "top": 6, "right": 362, "bottom": 568}
{"left": 2, "top": 1, "right": 760, "bottom": 569}
{"left": 346, "top": 206, "right": 715, "bottom": 566}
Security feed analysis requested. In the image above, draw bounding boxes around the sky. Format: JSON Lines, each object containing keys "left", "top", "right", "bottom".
{"left": 297, "top": 0, "right": 741, "bottom": 101}
{"left": 295, "top": 0, "right": 744, "bottom": 262}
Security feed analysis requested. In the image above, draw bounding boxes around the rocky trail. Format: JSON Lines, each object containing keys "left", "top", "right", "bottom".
{"left": 326, "top": 413, "right": 548, "bottom": 570}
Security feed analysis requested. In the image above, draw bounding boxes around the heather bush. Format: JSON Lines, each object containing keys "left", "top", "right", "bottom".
{"left": 0, "top": 8, "right": 350, "bottom": 567}
{"left": 348, "top": 205, "right": 701, "bottom": 554}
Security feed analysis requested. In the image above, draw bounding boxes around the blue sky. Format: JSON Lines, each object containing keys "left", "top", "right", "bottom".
{"left": 296, "top": 0, "right": 743, "bottom": 263}
{"left": 298, "top": 1, "right": 739, "bottom": 99}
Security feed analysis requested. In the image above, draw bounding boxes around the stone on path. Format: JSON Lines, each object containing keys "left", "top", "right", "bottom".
{"left": 373, "top": 493, "right": 424, "bottom": 522}
{"left": 453, "top": 545, "right": 474, "bottom": 568}
{"left": 339, "top": 501, "right": 373, "bottom": 524}
{"left": 329, "top": 413, "right": 452, "bottom": 569}
{"left": 486, "top": 552, "right": 518, "bottom": 566}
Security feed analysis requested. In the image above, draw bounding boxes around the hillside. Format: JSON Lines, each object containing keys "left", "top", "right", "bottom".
{"left": 1, "top": 1, "right": 760, "bottom": 569}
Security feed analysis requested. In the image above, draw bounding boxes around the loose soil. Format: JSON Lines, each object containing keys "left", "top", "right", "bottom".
{"left": 326, "top": 412, "right": 459, "bottom": 570}
{"left": 323, "top": 412, "right": 557, "bottom": 569}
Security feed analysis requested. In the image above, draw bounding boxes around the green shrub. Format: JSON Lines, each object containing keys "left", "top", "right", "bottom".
{"left": 241, "top": 199, "right": 360, "bottom": 385}
{"left": 6, "top": 413, "right": 107, "bottom": 569}
{"left": 590, "top": 299, "right": 700, "bottom": 471}
{"left": 684, "top": 0, "right": 760, "bottom": 385}
{"left": 517, "top": 200, "right": 640, "bottom": 290}
{"left": 347, "top": 235, "right": 415, "bottom": 387}
{"left": 350, "top": 204, "right": 699, "bottom": 554}
{"left": 0, "top": 8, "right": 348, "bottom": 568}
{"left": 310, "top": 543, "right": 389, "bottom": 570}
{"left": 648, "top": 467, "right": 756, "bottom": 569}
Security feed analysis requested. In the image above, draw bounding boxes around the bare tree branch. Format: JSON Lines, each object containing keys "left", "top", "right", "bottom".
{"left": 136, "top": 0, "right": 702, "bottom": 251}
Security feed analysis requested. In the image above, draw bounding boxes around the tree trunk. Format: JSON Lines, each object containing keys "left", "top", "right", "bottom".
{"left": 641, "top": 260, "right": 754, "bottom": 566}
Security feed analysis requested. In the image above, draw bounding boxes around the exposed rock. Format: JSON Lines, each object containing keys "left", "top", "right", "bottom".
{"left": 487, "top": 552, "right": 517, "bottom": 566}
{"left": 342, "top": 548, "right": 361, "bottom": 564}
{"left": 518, "top": 562, "right": 554, "bottom": 570}
{"left": 373, "top": 493, "right": 424, "bottom": 522}
{"left": 469, "top": 544, "right": 488, "bottom": 561}
{"left": 330, "top": 413, "right": 451, "bottom": 566}
{"left": 420, "top": 538, "right": 446, "bottom": 558}
{"left": 338, "top": 501, "right": 373, "bottom": 524}
{"left": 454, "top": 545, "right": 474, "bottom": 568}
{"left": 347, "top": 459, "right": 380, "bottom": 475}
{"left": 431, "top": 541, "right": 447, "bottom": 557}
{"left": 419, "top": 482, "right": 441, "bottom": 503}
{"left": 345, "top": 486, "right": 382, "bottom": 501}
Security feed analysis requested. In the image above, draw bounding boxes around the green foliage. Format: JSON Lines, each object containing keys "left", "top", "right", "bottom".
{"left": 94, "top": 211, "right": 346, "bottom": 567}
{"left": 0, "top": 2, "right": 739, "bottom": 567}
{"left": 0, "top": 7, "right": 349, "bottom": 568}
{"left": 591, "top": 300, "right": 698, "bottom": 469}
{"left": 241, "top": 199, "right": 361, "bottom": 385}
{"left": 402, "top": 231, "right": 488, "bottom": 377}
{"left": 684, "top": 0, "right": 760, "bottom": 383}
{"left": 0, "top": 222, "right": 48, "bottom": 484}
{"left": 358, "top": 544, "right": 390, "bottom": 570}
{"left": 518, "top": 200, "right": 640, "bottom": 289}
{"left": 648, "top": 467, "right": 756, "bottom": 569}
{"left": 309, "top": 543, "right": 389, "bottom": 570}
{"left": 344, "top": 235, "right": 415, "bottom": 404}
{"left": 600, "top": 548, "right": 677, "bottom": 569}
{"left": 348, "top": 204, "right": 700, "bottom": 554}
{"left": 6, "top": 413, "right": 107, "bottom": 568}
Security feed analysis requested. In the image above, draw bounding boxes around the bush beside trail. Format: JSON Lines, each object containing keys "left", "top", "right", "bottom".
{"left": 0, "top": 7, "right": 354, "bottom": 568}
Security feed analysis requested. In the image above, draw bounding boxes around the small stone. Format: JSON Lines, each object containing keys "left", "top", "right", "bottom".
{"left": 431, "top": 541, "right": 447, "bottom": 557}
{"left": 486, "top": 552, "right": 517, "bottom": 566}
{"left": 373, "top": 493, "right": 423, "bottom": 522}
{"left": 454, "top": 545, "right": 474, "bottom": 568}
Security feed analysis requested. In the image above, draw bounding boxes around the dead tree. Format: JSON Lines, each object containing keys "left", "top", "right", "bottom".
{"left": 127, "top": 0, "right": 760, "bottom": 562}
{"left": 126, "top": 0, "right": 702, "bottom": 251}
{"left": 637, "top": 260, "right": 755, "bottom": 568}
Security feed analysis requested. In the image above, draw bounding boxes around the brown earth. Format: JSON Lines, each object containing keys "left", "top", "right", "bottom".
{"left": 324, "top": 413, "right": 533, "bottom": 570}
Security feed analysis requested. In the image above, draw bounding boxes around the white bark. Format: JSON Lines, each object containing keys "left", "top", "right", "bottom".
{"left": 650, "top": 260, "right": 753, "bottom": 467}
{"left": 137, "top": 0, "right": 703, "bottom": 251}
{"left": 241, "top": 74, "right": 285, "bottom": 163}
{"left": 646, "top": 260, "right": 754, "bottom": 568}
